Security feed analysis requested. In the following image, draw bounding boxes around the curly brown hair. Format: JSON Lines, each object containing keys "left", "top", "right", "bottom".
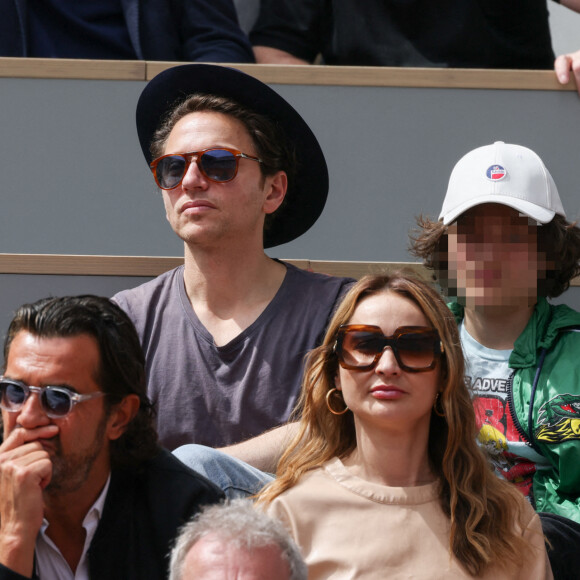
{"left": 410, "top": 213, "right": 580, "bottom": 298}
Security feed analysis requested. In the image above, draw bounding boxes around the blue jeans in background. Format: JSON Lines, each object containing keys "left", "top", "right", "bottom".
{"left": 173, "top": 444, "right": 274, "bottom": 499}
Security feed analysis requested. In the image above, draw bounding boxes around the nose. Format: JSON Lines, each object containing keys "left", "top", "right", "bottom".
{"left": 181, "top": 156, "right": 209, "bottom": 190}
{"left": 374, "top": 346, "right": 401, "bottom": 375}
{"left": 16, "top": 391, "right": 52, "bottom": 429}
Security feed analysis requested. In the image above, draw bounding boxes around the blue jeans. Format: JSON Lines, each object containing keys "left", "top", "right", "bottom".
{"left": 173, "top": 444, "right": 274, "bottom": 499}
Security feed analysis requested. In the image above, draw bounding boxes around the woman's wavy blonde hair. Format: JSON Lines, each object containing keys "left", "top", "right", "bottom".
{"left": 257, "top": 272, "right": 533, "bottom": 576}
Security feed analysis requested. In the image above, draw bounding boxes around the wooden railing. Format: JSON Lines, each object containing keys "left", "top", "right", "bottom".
{"left": 0, "top": 58, "right": 576, "bottom": 91}
{"left": 0, "top": 254, "right": 578, "bottom": 287}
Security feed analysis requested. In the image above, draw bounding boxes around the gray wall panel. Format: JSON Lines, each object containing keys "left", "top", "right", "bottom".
{"left": 2, "top": 78, "right": 579, "bottom": 261}
{"left": 0, "top": 274, "right": 152, "bottom": 345}
{"left": 0, "top": 78, "right": 181, "bottom": 256}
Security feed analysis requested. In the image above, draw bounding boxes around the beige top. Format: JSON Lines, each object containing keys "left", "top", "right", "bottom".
{"left": 267, "top": 457, "right": 553, "bottom": 580}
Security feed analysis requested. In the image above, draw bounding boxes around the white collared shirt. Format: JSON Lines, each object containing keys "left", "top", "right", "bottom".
{"left": 35, "top": 475, "right": 111, "bottom": 580}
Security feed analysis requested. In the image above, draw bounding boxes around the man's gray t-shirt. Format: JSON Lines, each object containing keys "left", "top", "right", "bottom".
{"left": 113, "top": 262, "right": 353, "bottom": 449}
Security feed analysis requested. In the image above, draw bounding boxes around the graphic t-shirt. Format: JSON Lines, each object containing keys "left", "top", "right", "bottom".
{"left": 460, "top": 322, "right": 550, "bottom": 499}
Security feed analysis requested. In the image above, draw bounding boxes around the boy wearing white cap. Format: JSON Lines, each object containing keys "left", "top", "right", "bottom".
{"left": 411, "top": 141, "right": 580, "bottom": 577}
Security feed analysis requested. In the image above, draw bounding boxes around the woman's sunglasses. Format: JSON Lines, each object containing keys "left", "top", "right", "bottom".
{"left": 334, "top": 325, "right": 444, "bottom": 373}
{"left": 150, "top": 147, "right": 263, "bottom": 190}
{"left": 0, "top": 378, "right": 105, "bottom": 419}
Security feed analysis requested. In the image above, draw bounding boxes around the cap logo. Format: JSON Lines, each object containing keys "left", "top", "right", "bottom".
{"left": 486, "top": 164, "right": 507, "bottom": 181}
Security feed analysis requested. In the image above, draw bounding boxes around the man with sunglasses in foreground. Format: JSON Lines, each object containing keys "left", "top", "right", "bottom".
{"left": 0, "top": 295, "right": 222, "bottom": 580}
{"left": 113, "top": 64, "right": 352, "bottom": 459}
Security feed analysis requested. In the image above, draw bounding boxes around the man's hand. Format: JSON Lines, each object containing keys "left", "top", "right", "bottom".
{"left": 253, "top": 46, "right": 310, "bottom": 65}
{"left": 0, "top": 425, "right": 58, "bottom": 577}
{"left": 557, "top": 0, "right": 580, "bottom": 95}
{"left": 555, "top": 50, "right": 580, "bottom": 96}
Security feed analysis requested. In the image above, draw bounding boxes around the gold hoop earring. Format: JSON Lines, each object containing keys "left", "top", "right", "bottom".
{"left": 326, "top": 388, "right": 349, "bottom": 415}
{"left": 433, "top": 392, "right": 445, "bottom": 417}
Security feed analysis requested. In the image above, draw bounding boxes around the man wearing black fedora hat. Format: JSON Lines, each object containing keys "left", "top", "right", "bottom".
{"left": 113, "top": 64, "right": 352, "bottom": 454}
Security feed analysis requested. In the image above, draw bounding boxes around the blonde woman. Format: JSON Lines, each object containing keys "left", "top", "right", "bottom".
{"left": 257, "top": 273, "right": 552, "bottom": 579}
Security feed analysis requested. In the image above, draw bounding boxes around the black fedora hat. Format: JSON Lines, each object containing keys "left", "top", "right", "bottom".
{"left": 136, "top": 64, "right": 328, "bottom": 248}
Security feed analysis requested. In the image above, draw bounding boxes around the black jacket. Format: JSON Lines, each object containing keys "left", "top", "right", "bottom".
{"left": 0, "top": 0, "right": 254, "bottom": 62}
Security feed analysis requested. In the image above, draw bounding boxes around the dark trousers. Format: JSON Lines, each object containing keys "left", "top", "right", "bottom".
{"left": 540, "top": 512, "right": 580, "bottom": 580}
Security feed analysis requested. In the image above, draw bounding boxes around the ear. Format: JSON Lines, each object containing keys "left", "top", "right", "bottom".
{"left": 106, "top": 394, "right": 140, "bottom": 441}
{"left": 263, "top": 171, "right": 288, "bottom": 215}
{"left": 334, "top": 373, "right": 342, "bottom": 392}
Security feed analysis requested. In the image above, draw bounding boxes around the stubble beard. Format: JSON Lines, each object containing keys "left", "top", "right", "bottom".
{"left": 45, "top": 412, "right": 110, "bottom": 495}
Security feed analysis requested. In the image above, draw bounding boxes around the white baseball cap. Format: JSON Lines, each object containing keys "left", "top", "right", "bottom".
{"left": 439, "top": 141, "right": 566, "bottom": 225}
